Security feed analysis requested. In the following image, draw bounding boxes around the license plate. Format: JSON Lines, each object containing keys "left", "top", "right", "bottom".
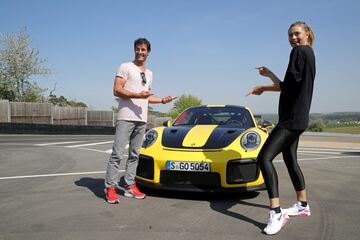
{"left": 166, "top": 161, "right": 211, "bottom": 172}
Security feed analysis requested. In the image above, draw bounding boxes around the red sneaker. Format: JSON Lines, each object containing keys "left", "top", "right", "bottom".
{"left": 124, "top": 183, "right": 146, "bottom": 199}
{"left": 105, "top": 186, "right": 120, "bottom": 204}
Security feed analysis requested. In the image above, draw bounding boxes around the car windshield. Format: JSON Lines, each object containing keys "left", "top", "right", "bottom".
{"left": 172, "top": 106, "right": 255, "bottom": 129}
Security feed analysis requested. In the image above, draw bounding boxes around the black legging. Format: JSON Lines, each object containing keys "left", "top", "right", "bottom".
{"left": 257, "top": 126, "right": 305, "bottom": 199}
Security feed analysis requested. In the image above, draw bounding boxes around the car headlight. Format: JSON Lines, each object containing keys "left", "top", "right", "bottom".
{"left": 142, "top": 130, "right": 158, "bottom": 148}
{"left": 240, "top": 131, "right": 261, "bottom": 151}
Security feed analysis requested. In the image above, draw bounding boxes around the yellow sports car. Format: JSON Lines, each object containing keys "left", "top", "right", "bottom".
{"left": 136, "top": 105, "right": 272, "bottom": 192}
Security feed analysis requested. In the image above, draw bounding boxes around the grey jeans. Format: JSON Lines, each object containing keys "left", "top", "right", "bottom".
{"left": 105, "top": 120, "right": 147, "bottom": 188}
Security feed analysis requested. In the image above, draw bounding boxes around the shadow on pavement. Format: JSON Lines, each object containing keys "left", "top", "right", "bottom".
{"left": 209, "top": 198, "right": 267, "bottom": 231}
{"left": 74, "top": 178, "right": 267, "bottom": 230}
{"left": 142, "top": 187, "right": 267, "bottom": 230}
{"left": 74, "top": 177, "right": 106, "bottom": 200}
{"left": 141, "top": 186, "right": 261, "bottom": 201}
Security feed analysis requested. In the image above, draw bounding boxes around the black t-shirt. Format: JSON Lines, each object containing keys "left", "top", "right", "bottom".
{"left": 278, "top": 45, "right": 316, "bottom": 130}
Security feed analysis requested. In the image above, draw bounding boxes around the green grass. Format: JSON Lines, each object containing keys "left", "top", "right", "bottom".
{"left": 323, "top": 124, "right": 360, "bottom": 134}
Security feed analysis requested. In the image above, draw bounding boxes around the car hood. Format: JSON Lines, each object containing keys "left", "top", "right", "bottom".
{"left": 161, "top": 125, "right": 246, "bottom": 149}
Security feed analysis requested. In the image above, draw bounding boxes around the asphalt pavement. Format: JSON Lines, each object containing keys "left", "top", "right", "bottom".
{"left": 0, "top": 134, "right": 359, "bottom": 240}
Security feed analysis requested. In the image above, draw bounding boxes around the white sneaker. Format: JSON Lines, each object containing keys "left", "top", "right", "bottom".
{"left": 263, "top": 209, "right": 289, "bottom": 235}
{"left": 283, "top": 201, "right": 311, "bottom": 217}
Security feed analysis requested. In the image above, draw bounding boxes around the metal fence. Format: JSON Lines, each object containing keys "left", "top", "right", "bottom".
{"left": 0, "top": 100, "right": 170, "bottom": 128}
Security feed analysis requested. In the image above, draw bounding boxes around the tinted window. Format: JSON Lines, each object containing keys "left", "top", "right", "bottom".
{"left": 173, "top": 107, "right": 255, "bottom": 129}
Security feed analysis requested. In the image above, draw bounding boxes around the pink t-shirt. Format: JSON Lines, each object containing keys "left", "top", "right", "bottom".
{"left": 116, "top": 62, "right": 153, "bottom": 122}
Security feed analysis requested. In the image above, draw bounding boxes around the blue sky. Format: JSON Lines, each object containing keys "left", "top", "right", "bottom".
{"left": 1, "top": 0, "right": 359, "bottom": 114}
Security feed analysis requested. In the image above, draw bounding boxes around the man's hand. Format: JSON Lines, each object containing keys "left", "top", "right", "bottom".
{"left": 138, "top": 91, "right": 154, "bottom": 99}
{"left": 162, "top": 96, "right": 177, "bottom": 104}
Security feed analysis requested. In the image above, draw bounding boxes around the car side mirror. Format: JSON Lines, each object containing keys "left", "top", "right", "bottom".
{"left": 162, "top": 120, "right": 172, "bottom": 127}
{"left": 262, "top": 120, "right": 274, "bottom": 129}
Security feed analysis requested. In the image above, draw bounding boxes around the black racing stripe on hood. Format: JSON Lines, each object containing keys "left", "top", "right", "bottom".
{"left": 162, "top": 125, "right": 245, "bottom": 149}
{"left": 203, "top": 126, "right": 245, "bottom": 149}
{"left": 162, "top": 126, "right": 193, "bottom": 148}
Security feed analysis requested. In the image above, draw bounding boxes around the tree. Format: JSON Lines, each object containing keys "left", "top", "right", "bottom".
{"left": 111, "top": 106, "right": 119, "bottom": 113}
{"left": 0, "top": 28, "right": 51, "bottom": 101}
{"left": 67, "top": 99, "right": 87, "bottom": 107}
{"left": 169, "top": 94, "right": 202, "bottom": 118}
{"left": 307, "top": 119, "right": 325, "bottom": 132}
{"left": 48, "top": 94, "right": 67, "bottom": 106}
{"left": 22, "top": 82, "right": 46, "bottom": 102}
{"left": 48, "top": 94, "right": 87, "bottom": 107}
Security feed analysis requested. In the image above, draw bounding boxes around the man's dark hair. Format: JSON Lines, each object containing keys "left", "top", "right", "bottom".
{"left": 134, "top": 38, "right": 151, "bottom": 52}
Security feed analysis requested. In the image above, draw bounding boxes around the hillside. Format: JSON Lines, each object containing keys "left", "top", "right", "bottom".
{"left": 259, "top": 112, "right": 360, "bottom": 124}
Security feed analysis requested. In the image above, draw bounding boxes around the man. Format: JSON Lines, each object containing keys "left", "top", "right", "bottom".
{"left": 105, "top": 38, "right": 176, "bottom": 203}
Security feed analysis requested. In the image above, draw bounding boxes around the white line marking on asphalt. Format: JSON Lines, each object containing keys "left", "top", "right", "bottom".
{"left": 297, "top": 152, "right": 325, "bottom": 156}
{"left": 1, "top": 154, "right": 358, "bottom": 181}
{"left": 0, "top": 143, "right": 35, "bottom": 146}
{"left": 0, "top": 170, "right": 125, "bottom": 180}
{"left": 274, "top": 155, "right": 359, "bottom": 163}
{"left": 75, "top": 147, "right": 116, "bottom": 154}
{"left": 34, "top": 141, "right": 86, "bottom": 146}
{"left": 66, "top": 141, "right": 114, "bottom": 148}
{"left": 298, "top": 150, "right": 343, "bottom": 155}
{"left": 299, "top": 147, "right": 360, "bottom": 152}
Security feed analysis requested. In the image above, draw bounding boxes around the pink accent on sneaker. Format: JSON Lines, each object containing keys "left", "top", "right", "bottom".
{"left": 283, "top": 201, "right": 311, "bottom": 217}
{"left": 282, "top": 213, "right": 290, "bottom": 227}
{"left": 105, "top": 186, "right": 120, "bottom": 204}
{"left": 296, "top": 209, "right": 311, "bottom": 217}
{"left": 263, "top": 210, "right": 290, "bottom": 235}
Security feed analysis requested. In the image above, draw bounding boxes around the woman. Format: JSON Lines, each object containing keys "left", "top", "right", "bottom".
{"left": 247, "top": 21, "right": 315, "bottom": 235}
